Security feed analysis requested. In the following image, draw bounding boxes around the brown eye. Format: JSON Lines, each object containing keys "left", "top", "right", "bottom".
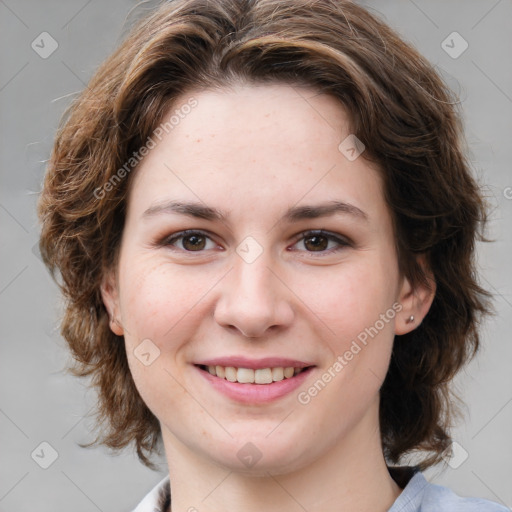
{"left": 182, "top": 234, "right": 206, "bottom": 251}
{"left": 291, "top": 230, "right": 351, "bottom": 255}
{"left": 163, "top": 230, "right": 216, "bottom": 252}
{"left": 304, "top": 234, "right": 329, "bottom": 251}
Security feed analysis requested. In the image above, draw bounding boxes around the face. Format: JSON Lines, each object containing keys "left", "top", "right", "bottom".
{"left": 102, "top": 83, "right": 428, "bottom": 475}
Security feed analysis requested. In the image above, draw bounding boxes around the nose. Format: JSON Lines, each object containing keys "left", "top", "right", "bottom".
{"left": 213, "top": 251, "right": 294, "bottom": 338}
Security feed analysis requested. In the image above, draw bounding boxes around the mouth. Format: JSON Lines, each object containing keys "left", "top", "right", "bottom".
{"left": 195, "top": 364, "right": 313, "bottom": 385}
{"left": 194, "top": 363, "right": 316, "bottom": 403}
{"left": 193, "top": 356, "right": 316, "bottom": 403}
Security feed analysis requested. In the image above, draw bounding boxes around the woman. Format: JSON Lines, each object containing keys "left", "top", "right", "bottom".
{"left": 37, "top": 0, "right": 507, "bottom": 510}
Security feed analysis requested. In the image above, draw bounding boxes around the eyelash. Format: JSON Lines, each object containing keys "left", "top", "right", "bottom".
{"left": 160, "top": 229, "right": 351, "bottom": 256}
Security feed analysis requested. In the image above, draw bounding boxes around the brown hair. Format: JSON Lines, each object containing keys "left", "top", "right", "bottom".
{"left": 37, "top": 0, "right": 490, "bottom": 470}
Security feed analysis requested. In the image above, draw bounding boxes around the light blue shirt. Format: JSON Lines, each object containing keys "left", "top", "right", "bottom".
{"left": 388, "top": 471, "right": 508, "bottom": 511}
{"left": 132, "top": 469, "right": 509, "bottom": 511}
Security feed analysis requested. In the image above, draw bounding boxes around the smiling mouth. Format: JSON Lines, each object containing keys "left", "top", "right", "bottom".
{"left": 196, "top": 364, "right": 313, "bottom": 385}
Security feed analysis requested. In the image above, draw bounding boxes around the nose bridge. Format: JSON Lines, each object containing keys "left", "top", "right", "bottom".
{"left": 214, "top": 246, "right": 293, "bottom": 337}
{"left": 235, "top": 252, "right": 274, "bottom": 301}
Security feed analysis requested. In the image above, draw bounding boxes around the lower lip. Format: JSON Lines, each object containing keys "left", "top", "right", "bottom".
{"left": 195, "top": 365, "right": 315, "bottom": 403}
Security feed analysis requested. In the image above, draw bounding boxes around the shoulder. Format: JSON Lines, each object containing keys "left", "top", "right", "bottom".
{"left": 389, "top": 470, "right": 509, "bottom": 512}
{"left": 421, "top": 474, "right": 509, "bottom": 512}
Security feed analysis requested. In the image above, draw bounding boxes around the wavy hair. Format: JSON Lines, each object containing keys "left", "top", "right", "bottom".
{"left": 37, "top": 0, "right": 490, "bottom": 470}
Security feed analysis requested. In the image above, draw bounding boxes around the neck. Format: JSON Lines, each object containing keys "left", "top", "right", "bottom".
{"left": 162, "top": 406, "right": 402, "bottom": 512}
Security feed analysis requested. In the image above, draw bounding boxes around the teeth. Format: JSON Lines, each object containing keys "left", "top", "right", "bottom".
{"left": 215, "top": 365, "right": 225, "bottom": 379}
{"left": 237, "top": 368, "right": 254, "bottom": 383}
{"left": 205, "top": 365, "right": 305, "bottom": 384}
{"left": 272, "top": 367, "right": 284, "bottom": 381}
{"left": 254, "top": 368, "right": 273, "bottom": 384}
{"left": 225, "top": 366, "right": 237, "bottom": 382}
{"left": 284, "top": 367, "right": 295, "bottom": 379}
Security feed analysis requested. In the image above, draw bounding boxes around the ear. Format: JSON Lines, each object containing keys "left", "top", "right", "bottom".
{"left": 100, "top": 268, "right": 124, "bottom": 336}
{"left": 395, "top": 255, "right": 436, "bottom": 335}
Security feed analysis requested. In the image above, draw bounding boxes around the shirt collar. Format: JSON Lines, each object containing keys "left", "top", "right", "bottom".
{"left": 134, "top": 466, "right": 420, "bottom": 512}
{"left": 132, "top": 475, "right": 170, "bottom": 512}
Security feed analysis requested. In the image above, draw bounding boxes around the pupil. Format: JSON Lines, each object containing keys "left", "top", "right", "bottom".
{"left": 305, "top": 235, "right": 327, "bottom": 251}
{"left": 184, "top": 235, "right": 205, "bottom": 251}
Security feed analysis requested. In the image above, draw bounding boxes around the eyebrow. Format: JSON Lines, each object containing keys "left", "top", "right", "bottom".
{"left": 142, "top": 200, "right": 368, "bottom": 223}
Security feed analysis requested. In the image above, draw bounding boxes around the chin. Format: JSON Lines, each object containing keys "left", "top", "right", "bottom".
{"left": 204, "top": 435, "right": 313, "bottom": 476}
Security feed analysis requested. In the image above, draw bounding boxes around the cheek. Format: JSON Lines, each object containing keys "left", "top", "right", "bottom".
{"left": 118, "top": 257, "right": 202, "bottom": 341}
{"left": 117, "top": 258, "right": 207, "bottom": 415}
{"left": 295, "top": 256, "right": 400, "bottom": 402}
{"left": 296, "top": 257, "right": 398, "bottom": 341}
{"left": 117, "top": 255, "right": 225, "bottom": 398}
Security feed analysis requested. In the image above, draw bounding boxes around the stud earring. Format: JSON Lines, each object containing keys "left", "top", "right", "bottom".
{"left": 406, "top": 315, "right": 415, "bottom": 324}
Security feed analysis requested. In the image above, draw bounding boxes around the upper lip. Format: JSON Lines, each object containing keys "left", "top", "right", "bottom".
{"left": 194, "top": 356, "right": 315, "bottom": 370}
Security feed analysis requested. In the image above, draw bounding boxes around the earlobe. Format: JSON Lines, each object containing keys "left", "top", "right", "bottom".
{"left": 100, "top": 270, "right": 124, "bottom": 336}
{"left": 395, "top": 259, "right": 436, "bottom": 335}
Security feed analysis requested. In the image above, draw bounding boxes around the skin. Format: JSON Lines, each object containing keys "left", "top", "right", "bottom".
{"left": 101, "top": 83, "right": 435, "bottom": 512}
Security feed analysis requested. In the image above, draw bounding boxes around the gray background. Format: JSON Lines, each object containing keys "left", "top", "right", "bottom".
{"left": 1, "top": 0, "right": 511, "bottom": 510}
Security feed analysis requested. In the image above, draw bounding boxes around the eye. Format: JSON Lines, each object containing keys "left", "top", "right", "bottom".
{"left": 163, "top": 230, "right": 218, "bottom": 252}
{"left": 290, "top": 230, "right": 351, "bottom": 254}
{"left": 159, "top": 229, "right": 351, "bottom": 255}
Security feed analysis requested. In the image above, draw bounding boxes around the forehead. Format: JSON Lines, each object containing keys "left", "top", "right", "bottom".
{"left": 126, "top": 82, "right": 386, "bottom": 225}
